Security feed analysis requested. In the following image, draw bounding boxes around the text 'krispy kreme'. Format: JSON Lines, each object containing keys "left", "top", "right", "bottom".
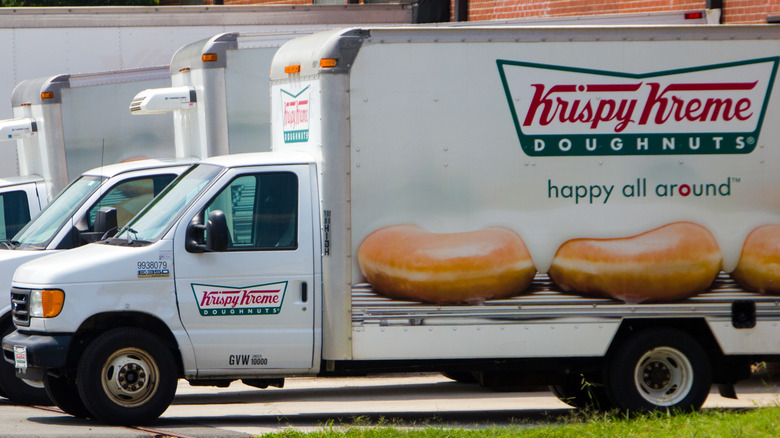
{"left": 191, "top": 282, "right": 287, "bottom": 317}
{"left": 523, "top": 82, "right": 756, "bottom": 133}
{"left": 498, "top": 57, "right": 778, "bottom": 156}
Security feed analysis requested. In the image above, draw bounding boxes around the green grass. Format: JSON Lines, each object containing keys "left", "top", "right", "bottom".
{"left": 260, "top": 406, "right": 780, "bottom": 437}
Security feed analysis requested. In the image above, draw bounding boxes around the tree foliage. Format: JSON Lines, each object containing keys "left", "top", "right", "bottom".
{"left": 2, "top": 1, "right": 159, "bottom": 6}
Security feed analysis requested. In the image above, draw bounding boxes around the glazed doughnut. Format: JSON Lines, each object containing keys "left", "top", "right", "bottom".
{"left": 357, "top": 225, "right": 536, "bottom": 305}
{"left": 732, "top": 225, "right": 780, "bottom": 293}
{"left": 548, "top": 222, "right": 722, "bottom": 303}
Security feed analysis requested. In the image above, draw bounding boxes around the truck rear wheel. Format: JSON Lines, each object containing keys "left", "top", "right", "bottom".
{"left": 77, "top": 328, "right": 177, "bottom": 426}
{"left": 44, "top": 374, "right": 91, "bottom": 418}
{"left": 605, "top": 328, "right": 711, "bottom": 412}
{"left": 0, "top": 325, "right": 52, "bottom": 406}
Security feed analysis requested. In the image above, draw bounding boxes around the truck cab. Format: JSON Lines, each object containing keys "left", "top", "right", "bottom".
{"left": 2, "top": 152, "right": 318, "bottom": 423}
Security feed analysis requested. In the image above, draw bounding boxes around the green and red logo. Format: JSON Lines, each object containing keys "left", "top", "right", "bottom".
{"left": 281, "top": 86, "right": 310, "bottom": 143}
{"left": 497, "top": 57, "right": 778, "bottom": 156}
{"left": 192, "top": 282, "right": 287, "bottom": 316}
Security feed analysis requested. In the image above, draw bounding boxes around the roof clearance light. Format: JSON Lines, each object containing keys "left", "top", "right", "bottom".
{"left": 41, "top": 92, "right": 54, "bottom": 100}
{"left": 202, "top": 53, "right": 218, "bottom": 63}
{"left": 320, "top": 58, "right": 337, "bottom": 68}
{"left": 684, "top": 11, "right": 704, "bottom": 19}
{"left": 285, "top": 64, "right": 301, "bottom": 74}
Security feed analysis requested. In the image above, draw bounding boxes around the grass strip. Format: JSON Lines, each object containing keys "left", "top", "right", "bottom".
{"left": 261, "top": 406, "right": 780, "bottom": 438}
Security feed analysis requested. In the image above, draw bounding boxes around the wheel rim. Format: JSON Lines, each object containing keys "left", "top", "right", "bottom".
{"left": 100, "top": 347, "right": 159, "bottom": 408}
{"left": 634, "top": 346, "right": 693, "bottom": 407}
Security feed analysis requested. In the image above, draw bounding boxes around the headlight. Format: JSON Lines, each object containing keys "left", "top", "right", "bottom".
{"left": 29, "top": 289, "right": 65, "bottom": 318}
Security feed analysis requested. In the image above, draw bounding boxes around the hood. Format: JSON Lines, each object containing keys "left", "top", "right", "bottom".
{"left": 13, "top": 241, "right": 172, "bottom": 288}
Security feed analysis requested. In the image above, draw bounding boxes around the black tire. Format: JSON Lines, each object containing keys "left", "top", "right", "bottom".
{"left": 550, "top": 376, "right": 613, "bottom": 410}
{"left": 441, "top": 371, "right": 478, "bottom": 384}
{"left": 0, "top": 325, "right": 53, "bottom": 406}
{"left": 77, "top": 328, "right": 178, "bottom": 426}
{"left": 44, "top": 374, "right": 91, "bottom": 419}
{"left": 604, "top": 328, "right": 711, "bottom": 413}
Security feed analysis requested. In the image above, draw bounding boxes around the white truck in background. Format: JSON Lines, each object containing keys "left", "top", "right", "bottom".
{"left": 0, "top": 66, "right": 176, "bottom": 242}
{"left": 0, "top": 66, "right": 199, "bottom": 405}
{"left": 0, "top": 4, "right": 415, "bottom": 176}
{"left": 131, "top": 32, "right": 303, "bottom": 158}
{"left": 130, "top": 10, "right": 711, "bottom": 161}
{"left": 5, "top": 25, "right": 780, "bottom": 425}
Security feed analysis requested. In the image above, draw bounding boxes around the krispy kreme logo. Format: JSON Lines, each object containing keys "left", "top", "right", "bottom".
{"left": 497, "top": 57, "right": 778, "bottom": 156}
{"left": 282, "top": 86, "right": 310, "bottom": 143}
{"left": 191, "top": 282, "right": 287, "bottom": 317}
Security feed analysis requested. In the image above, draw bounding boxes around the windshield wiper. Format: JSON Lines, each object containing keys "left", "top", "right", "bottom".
{"left": 0, "top": 240, "right": 20, "bottom": 250}
{"left": 126, "top": 227, "right": 138, "bottom": 243}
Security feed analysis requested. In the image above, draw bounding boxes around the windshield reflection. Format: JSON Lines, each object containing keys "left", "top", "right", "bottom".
{"left": 14, "top": 176, "right": 104, "bottom": 250}
{"left": 114, "top": 164, "right": 222, "bottom": 243}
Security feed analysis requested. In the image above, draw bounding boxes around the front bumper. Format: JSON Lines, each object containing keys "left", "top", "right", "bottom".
{"left": 2, "top": 331, "right": 73, "bottom": 382}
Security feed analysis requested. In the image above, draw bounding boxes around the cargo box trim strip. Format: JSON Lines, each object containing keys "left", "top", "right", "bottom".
{"left": 497, "top": 57, "right": 779, "bottom": 156}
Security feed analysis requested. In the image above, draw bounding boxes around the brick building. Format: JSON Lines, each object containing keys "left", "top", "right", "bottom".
{"left": 159, "top": 0, "right": 780, "bottom": 24}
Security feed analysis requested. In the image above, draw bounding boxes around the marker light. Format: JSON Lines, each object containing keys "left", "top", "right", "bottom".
{"left": 41, "top": 92, "right": 54, "bottom": 100}
{"left": 30, "top": 289, "right": 65, "bottom": 318}
{"left": 684, "top": 11, "right": 704, "bottom": 19}
{"left": 320, "top": 58, "right": 337, "bottom": 68}
{"left": 202, "top": 53, "right": 218, "bottom": 63}
{"left": 285, "top": 64, "right": 301, "bottom": 74}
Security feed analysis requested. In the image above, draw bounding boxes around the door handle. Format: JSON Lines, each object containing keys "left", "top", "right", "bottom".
{"left": 301, "top": 282, "right": 308, "bottom": 303}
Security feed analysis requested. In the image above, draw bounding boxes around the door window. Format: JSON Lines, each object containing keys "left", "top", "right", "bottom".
{"left": 87, "top": 174, "right": 177, "bottom": 230}
{"left": 203, "top": 172, "right": 298, "bottom": 251}
{"left": 0, "top": 191, "right": 30, "bottom": 241}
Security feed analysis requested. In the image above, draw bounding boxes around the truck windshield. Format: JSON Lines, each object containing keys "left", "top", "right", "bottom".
{"left": 14, "top": 176, "right": 104, "bottom": 250}
{"left": 114, "top": 164, "right": 222, "bottom": 243}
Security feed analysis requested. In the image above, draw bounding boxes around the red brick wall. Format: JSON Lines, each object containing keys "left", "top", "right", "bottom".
{"left": 722, "top": 0, "right": 780, "bottom": 23}
{"left": 164, "top": 0, "right": 780, "bottom": 24}
{"left": 467, "top": 0, "right": 776, "bottom": 23}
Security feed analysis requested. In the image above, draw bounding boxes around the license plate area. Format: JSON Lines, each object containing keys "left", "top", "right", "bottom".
{"left": 13, "top": 345, "right": 27, "bottom": 370}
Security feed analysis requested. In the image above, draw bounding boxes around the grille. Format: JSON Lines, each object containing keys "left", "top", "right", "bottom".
{"left": 11, "top": 288, "right": 31, "bottom": 327}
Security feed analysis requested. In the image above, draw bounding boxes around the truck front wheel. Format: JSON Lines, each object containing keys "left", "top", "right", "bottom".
{"left": 605, "top": 328, "right": 711, "bottom": 412}
{"left": 77, "top": 328, "right": 177, "bottom": 425}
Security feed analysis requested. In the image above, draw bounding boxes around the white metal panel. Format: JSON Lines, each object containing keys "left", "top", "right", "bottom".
{"left": 346, "top": 29, "right": 780, "bottom": 279}
{"left": 709, "top": 320, "right": 780, "bottom": 354}
{"left": 352, "top": 322, "right": 619, "bottom": 359}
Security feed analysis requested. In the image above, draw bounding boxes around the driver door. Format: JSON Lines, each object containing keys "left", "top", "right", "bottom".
{"left": 174, "top": 164, "right": 316, "bottom": 374}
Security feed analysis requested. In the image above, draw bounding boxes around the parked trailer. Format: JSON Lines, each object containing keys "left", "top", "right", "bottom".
{"left": 0, "top": 4, "right": 415, "bottom": 176}
{"left": 131, "top": 31, "right": 321, "bottom": 160}
{"left": 130, "top": 10, "right": 711, "bottom": 162}
{"left": 0, "top": 66, "right": 175, "bottom": 242}
{"left": 4, "top": 24, "right": 780, "bottom": 424}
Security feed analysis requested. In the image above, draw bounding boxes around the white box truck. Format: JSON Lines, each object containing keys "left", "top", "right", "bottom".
{"left": 4, "top": 25, "right": 780, "bottom": 424}
{"left": 0, "top": 4, "right": 415, "bottom": 176}
{"left": 0, "top": 65, "right": 177, "bottom": 243}
{"left": 130, "top": 31, "right": 317, "bottom": 159}
{"left": 129, "top": 11, "right": 711, "bottom": 161}
{"left": 0, "top": 66, "right": 203, "bottom": 405}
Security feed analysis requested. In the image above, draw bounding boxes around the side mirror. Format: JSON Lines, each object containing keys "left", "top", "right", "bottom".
{"left": 94, "top": 207, "right": 119, "bottom": 238}
{"left": 185, "top": 210, "right": 228, "bottom": 253}
{"left": 79, "top": 207, "right": 119, "bottom": 244}
{"left": 185, "top": 217, "right": 206, "bottom": 253}
{"left": 206, "top": 210, "right": 229, "bottom": 252}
